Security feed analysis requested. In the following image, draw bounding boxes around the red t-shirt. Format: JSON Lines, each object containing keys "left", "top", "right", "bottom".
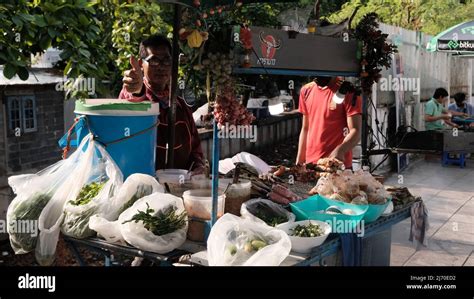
{"left": 298, "top": 81, "right": 362, "bottom": 168}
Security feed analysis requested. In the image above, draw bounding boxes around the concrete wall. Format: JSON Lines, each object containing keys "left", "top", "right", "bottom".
{"left": 199, "top": 113, "right": 302, "bottom": 163}
{"left": 450, "top": 56, "right": 472, "bottom": 96}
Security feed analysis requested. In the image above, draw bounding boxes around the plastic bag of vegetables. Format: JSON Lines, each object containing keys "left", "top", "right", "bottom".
{"left": 240, "top": 198, "right": 295, "bottom": 227}
{"left": 207, "top": 213, "right": 291, "bottom": 266}
{"left": 118, "top": 193, "right": 188, "bottom": 254}
{"left": 89, "top": 174, "right": 164, "bottom": 243}
{"left": 60, "top": 137, "right": 123, "bottom": 240}
{"left": 36, "top": 135, "right": 123, "bottom": 265}
{"left": 6, "top": 157, "right": 79, "bottom": 254}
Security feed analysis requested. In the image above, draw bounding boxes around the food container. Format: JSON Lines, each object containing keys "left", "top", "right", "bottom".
{"left": 187, "top": 218, "right": 210, "bottom": 243}
{"left": 191, "top": 175, "right": 227, "bottom": 190}
{"left": 290, "top": 195, "right": 368, "bottom": 232}
{"left": 278, "top": 220, "right": 331, "bottom": 254}
{"left": 221, "top": 179, "right": 251, "bottom": 216}
{"left": 182, "top": 189, "right": 226, "bottom": 220}
{"left": 191, "top": 177, "right": 251, "bottom": 216}
{"left": 156, "top": 169, "right": 192, "bottom": 197}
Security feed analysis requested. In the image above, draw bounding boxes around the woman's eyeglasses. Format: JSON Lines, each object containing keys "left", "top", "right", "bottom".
{"left": 142, "top": 55, "right": 172, "bottom": 66}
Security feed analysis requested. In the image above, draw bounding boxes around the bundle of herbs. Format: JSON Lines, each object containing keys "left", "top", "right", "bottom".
{"left": 69, "top": 181, "right": 107, "bottom": 206}
{"left": 122, "top": 203, "right": 187, "bottom": 237}
{"left": 61, "top": 180, "right": 108, "bottom": 239}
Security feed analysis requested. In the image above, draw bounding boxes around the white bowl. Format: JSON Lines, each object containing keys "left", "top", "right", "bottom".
{"left": 277, "top": 220, "right": 331, "bottom": 254}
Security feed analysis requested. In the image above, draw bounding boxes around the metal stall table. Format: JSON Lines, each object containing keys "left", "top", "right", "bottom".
{"left": 189, "top": 202, "right": 415, "bottom": 267}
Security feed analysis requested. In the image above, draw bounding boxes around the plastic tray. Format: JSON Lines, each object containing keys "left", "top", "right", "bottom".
{"left": 290, "top": 195, "right": 368, "bottom": 232}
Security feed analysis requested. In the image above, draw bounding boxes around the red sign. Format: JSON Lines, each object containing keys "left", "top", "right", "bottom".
{"left": 259, "top": 32, "right": 281, "bottom": 60}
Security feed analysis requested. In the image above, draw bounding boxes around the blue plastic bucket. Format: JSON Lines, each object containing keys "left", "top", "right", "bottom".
{"left": 59, "top": 99, "right": 160, "bottom": 179}
{"left": 290, "top": 195, "right": 368, "bottom": 233}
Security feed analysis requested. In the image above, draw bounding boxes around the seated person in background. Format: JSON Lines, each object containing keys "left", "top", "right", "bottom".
{"left": 424, "top": 88, "right": 464, "bottom": 130}
{"left": 448, "top": 92, "right": 474, "bottom": 128}
{"left": 448, "top": 92, "right": 473, "bottom": 116}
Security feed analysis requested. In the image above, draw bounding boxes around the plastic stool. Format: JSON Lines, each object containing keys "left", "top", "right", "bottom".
{"left": 442, "top": 152, "right": 466, "bottom": 168}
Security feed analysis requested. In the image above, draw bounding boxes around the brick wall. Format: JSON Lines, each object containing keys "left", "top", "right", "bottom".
{"left": 3, "top": 84, "right": 63, "bottom": 175}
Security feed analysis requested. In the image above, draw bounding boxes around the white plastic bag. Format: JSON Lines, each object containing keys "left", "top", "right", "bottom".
{"left": 207, "top": 213, "right": 291, "bottom": 266}
{"left": 88, "top": 217, "right": 124, "bottom": 245}
{"left": 60, "top": 137, "right": 123, "bottom": 239}
{"left": 119, "top": 193, "right": 188, "bottom": 254}
{"left": 105, "top": 173, "right": 163, "bottom": 219}
{"left": 36, "top": 135, "right": 123, "bottom": 265}
{"left": 89, "top": 174, "right": 164, "bottom": 243}
{"left": 240, "top": 198, "right": 295, "bottom": 227}
{"left": 7, "top": 157, "right": 78, "bottom": 254}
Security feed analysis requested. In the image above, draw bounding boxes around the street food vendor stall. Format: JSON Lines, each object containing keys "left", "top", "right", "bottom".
{"left": 5, "top": 1, "right": 424, "bottom": 267}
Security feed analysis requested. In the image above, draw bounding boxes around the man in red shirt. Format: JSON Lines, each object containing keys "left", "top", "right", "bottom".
{"left": 296, "top": 77, "right": 362, "bottom": 169}
{"left": 119, "top": 34, "right": 205, "bottom": 173}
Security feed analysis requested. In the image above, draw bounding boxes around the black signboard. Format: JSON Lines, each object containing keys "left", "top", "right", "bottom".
{"left": 234, "top": 26, "right": 361, "bottom": 76}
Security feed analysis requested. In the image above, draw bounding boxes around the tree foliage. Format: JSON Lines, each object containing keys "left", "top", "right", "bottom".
{"left": 0, "top": 0, "right": 170, "bottom": 99}
{"left": 3, "top": 0, "right": 474, "bottom": 100}
{"left": 0, "top": 0, "right": 108, "bottom": 83}
{"left": 328, "top": 0, "right": 474, "bottom": 35}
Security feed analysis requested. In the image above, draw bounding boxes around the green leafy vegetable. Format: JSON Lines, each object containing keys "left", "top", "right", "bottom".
{"left": 8, "top": 193, "right": 52, "bottom": 252}
{"left": 118, "top": 184, "right": 154, "bottom": 215}
{"left": 70, "top": 181, "right": 106, "bottom": 206}
{"left": 122, "top": 203, "right": 187, "bottom": 237}
{"left": 290, "top": 223, "right": 324, "bottom": 238}
{"left": 254, "top": 211, "right": 288, "bottom": 227}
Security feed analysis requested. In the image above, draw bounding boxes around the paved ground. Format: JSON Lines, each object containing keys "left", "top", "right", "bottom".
{"left": 385, "top": 158, "right": 474, "bottom": 266}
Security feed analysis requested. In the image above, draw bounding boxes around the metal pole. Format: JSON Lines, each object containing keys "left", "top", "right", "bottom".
{"left": 211, "top": 119, "right": 220, "bottom": 226}
{"left": 361, "top": 93, "right": 369, "bottom": 167}
{"left": 167, "top": 4, "right": 181, "bottom": 169}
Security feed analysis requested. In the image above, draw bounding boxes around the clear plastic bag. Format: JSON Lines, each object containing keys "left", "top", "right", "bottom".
{"left": 118, "top": 193, "right": 188, "bottom": 254}
{"left": 277, "top": 6, "right": 313, "bottom": 32}
{"left": 89, "top": 174, "right": 164, "bottom": 243}
{"left": 7, "top": 158, "right": 78, "bottom": 254}
{"left": 36, "top": 135, "right": 123, "bottom": 265}
{"left": 240, "top": 198, "right": 295, "bottom": 227}
{"left": 207, "top": 213, "right": 291, "bottom": 266}
{"left": 60, "top": 137, "right": 123, "bottom": 240}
